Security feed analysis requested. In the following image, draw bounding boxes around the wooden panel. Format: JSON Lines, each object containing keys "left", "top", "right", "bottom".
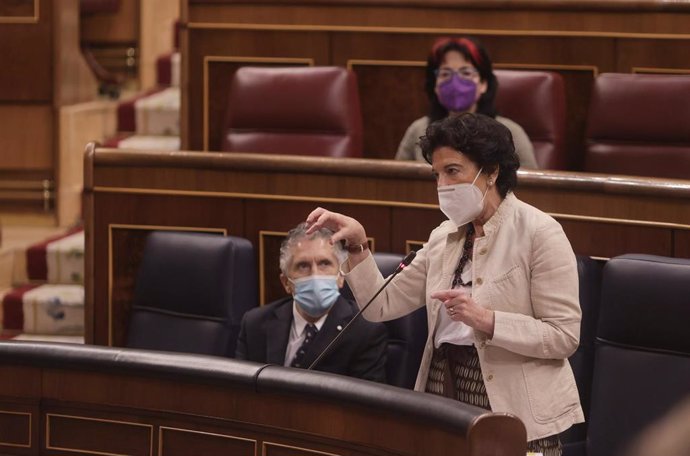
{"left": 0, "top": 105, "right": 53, "bottom": 170}
{"left": 391, "top": 207, "right": 445, "bottom": 250}
{"left": 674, "top": 230, "right": 690, "bottom": 259}
{"left": 0, "top": 0, "right": 36, "bottom": 19}
{"left": 0, "top": 411, "right": 31, "bottom": 448}
{"left": 160, "top": 427, "right": 256, "bottom": 456}
{"left": 350, "top": 62, "right": 427, "bottom": 160}
{"left": 264, "top": 442, "right": 343, "bottom": 456}
{"left": 80, "top": 0, "right": 139, "bottom": 43}
{"left": 46, "top": 413, "right": 152, "bottom": 456}
{"left": 0, "top": 0, "right": 51, "bottom": 101}
{"left": 618, "top": 39, "right": 690, "bottom": 74}
{"left": 259, "top": 231, "right": 289, "bottom": 305}
{"left": 0, "top": 366, "right": 41, "bottom": 397}
{"left": 561, "top": 220, "right": 673, "bottom": 259}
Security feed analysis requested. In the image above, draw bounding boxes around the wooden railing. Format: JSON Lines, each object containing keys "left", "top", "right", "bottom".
{"left": 0, "top": 341, "right": 526, "bottom": 455}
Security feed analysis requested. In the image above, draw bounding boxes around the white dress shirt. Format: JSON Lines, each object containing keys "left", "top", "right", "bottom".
{"left": 283, "top": 302, "right": 328, "bottom": 366}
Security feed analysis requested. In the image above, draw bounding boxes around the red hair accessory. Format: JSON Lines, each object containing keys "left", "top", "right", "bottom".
{"left": 430, "top": 37, "right": 482, "bottom": 67}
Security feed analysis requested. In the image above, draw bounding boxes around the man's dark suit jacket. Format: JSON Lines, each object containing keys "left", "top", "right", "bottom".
{"left": 235, "top": 295, "right": 388, "bottom": 382}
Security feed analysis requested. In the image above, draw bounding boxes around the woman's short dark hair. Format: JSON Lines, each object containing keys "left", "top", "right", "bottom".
{"left": 419, "top": 113, "right": 519, "bottom": 198}
{"left": 425, "top": 36, "right": 498, "bottom": 122}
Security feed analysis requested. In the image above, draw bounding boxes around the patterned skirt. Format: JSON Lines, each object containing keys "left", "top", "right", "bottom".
{"left": 425, "top": 344, "right": 562, "bottom": 456}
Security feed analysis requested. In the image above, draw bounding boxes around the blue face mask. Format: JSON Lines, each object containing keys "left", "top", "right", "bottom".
{"left": 290, "top": 275, "right": 340, "bottom": 318}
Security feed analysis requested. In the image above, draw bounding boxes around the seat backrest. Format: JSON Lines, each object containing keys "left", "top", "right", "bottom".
{"left": 587, "top": 254, "right": 690, "bottom": 456}
{"left": 222, "top": 66, "right": 363, "bottom": 158}
{"left": 584, "top": 73, "right": 690, "bottom": 179}
{"left": 126, "top": 231, "right": 258, "bottom": 357}
{"left": 494, "top": 70, "right": 567, "bottom": 169}
{"left": 560, "top": 255, "right": 604, "bottom": 456}
{"left": 341, "top": 252, "right": 428, "bottom": 389}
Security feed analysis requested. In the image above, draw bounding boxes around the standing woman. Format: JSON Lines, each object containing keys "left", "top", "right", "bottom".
{"left": 308, "top": 113, "right": 582, "bottom": 455}
{"left": 396, "top": 36, "right": 538, "bottom": 169}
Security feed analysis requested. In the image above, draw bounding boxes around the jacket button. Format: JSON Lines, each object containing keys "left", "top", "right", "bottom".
{"left": 479, "top": 248, "right": 488, "bottom": 255}
{"left": 476, "top": 277, "right": 483, "bottom": 286}
{"left": 487, "top": 374, "right": 494, "bottom": 381}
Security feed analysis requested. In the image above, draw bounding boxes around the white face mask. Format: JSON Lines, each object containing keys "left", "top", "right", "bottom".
{"left": 437, "top": 167, "right": 487, "bottom": 227}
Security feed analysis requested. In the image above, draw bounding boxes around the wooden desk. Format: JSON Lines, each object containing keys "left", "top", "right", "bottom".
{"left": 83, "top": 145, "right": 690, "bottom": 346}
{"left": 0, "top": 341, "right": 526, "bottom": 455}
{"left": 181, "top": 0, "right": 690, "bottom": 165}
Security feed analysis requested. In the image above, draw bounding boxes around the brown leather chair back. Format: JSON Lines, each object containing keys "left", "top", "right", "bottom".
{"left": 584, "top": 73, "right": 690, "bottom": 178}
{"left": 495, "top": 70, "right": 567, "bottom": 169}
{"left": 222, "top": 66, "right": 363, "bottom": 157}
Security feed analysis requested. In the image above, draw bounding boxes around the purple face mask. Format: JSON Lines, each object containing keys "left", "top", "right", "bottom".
{"left": 437, "top": 75, "right": 478, "bottom": 113}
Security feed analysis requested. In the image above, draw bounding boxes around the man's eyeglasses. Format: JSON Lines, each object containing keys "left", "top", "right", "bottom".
{"left": 435, "top": 67, "right": 479, "bottom": 81}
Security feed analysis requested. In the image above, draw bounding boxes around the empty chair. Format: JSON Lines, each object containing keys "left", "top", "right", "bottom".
{"left": 587, "top": 254, "right": 690, "bottom": 456}
{"left": 222, "top": 66, "right": 363, "bottom": 157}
{"left": 126, "top": 231, "right": 258, "bottom": 357}
{"left": 561, "top": 255, "right": 604, "bottom": 456}
{"left": 584, "top": 73, "right": 690, "bottom": 179}
{"left": 494, "top": 70, "right": 567, "bottom": 169}
{"left": 341, "top": 252, "right": 428, "bottom": 389}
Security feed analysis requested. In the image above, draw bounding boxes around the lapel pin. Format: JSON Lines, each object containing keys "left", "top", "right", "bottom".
{"left": 337, "top": 325, "right": 343, "bottom": 331}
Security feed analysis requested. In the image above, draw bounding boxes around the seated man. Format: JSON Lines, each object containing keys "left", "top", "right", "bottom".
{"left": 236, "top": 223, "right": 387, "bottom": 382}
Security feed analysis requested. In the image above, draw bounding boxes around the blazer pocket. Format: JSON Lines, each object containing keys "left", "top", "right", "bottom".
{"left": 488, "top": 264, "right": 529, "bottom": 313}
{"left": 491, "top": 264, "right": 521, "bottom": 285}
{"left": 522, "top": 358, "right": 579, "bottom": 424}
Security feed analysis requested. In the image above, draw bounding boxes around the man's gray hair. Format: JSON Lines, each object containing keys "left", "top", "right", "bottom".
{"left": 279, "top": 222, "right": 347, "bottom": 275}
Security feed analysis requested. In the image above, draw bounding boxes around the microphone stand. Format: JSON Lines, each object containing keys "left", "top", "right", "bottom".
{"left": 308, "top": 250, "right": 416, "bottom": 371}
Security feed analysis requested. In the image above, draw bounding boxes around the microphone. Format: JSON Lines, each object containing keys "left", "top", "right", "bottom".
{"left": 308, "top": 250, "right": 417, "bottom": 371}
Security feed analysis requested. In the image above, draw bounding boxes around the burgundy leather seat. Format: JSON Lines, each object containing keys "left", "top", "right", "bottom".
{"left": 584, "top": 73, "right": 690, "bottom": 179}
{"left": 495, "top": 70, "right": 567, "bottom": 169}
{"left": 222, "top": 66, "right": 363, "bottom": 157}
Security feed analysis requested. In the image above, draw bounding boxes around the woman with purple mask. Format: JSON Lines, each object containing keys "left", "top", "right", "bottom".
{"left": 396, "top": 36, "right": 538, "bottom": 169}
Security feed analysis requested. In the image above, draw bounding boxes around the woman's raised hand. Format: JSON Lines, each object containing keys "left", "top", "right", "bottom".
{"left": 305, "top": 207, "right": 367, "bottom": 247}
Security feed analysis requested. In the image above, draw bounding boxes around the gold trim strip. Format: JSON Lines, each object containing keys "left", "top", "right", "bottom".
{"left": 202, "top": 56, "right": 315, "bottom": 151}
{"left": 348, "top": 59, "right": 599, "bottom": 76}
{"left": 94, "top": 186, "right": 439, "bottom": 210}
{"left": 262, "top": 441, "right": 341, "bottom": 456}
{"left": 0, "top": 0, "right": 39, "bottom": 23}
{"left": 495, "top": 62, "right": 599, "bottom": 77}
{"left": 0, "top": 410, "right": 31, "bottom": 448}
{"left": 549, "top": 212, "right": 690, "bottom": 230}
{"left": 46, "top": 413, "right": 153, "bottom": 456}
{"left": 158, "top": 426, "right": 256, "bottom": 456}
{"left": 347, "top": 59, "right": 426, "bottom": 70}
{"left": 187, "top": 22, "right": 690, "bottom": 40}
{"left": 632, "top": 66, "right": 690, "bottom": 75}
{"left": 107, "top": 224, "right": 227, "bottom": 346}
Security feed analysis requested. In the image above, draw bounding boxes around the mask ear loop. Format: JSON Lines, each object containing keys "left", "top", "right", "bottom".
{"left": 471, "top": 167, "right": 484, "bottom": 185}
{"left": 472, "top": 167, "right": 492, "bottom": 203}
